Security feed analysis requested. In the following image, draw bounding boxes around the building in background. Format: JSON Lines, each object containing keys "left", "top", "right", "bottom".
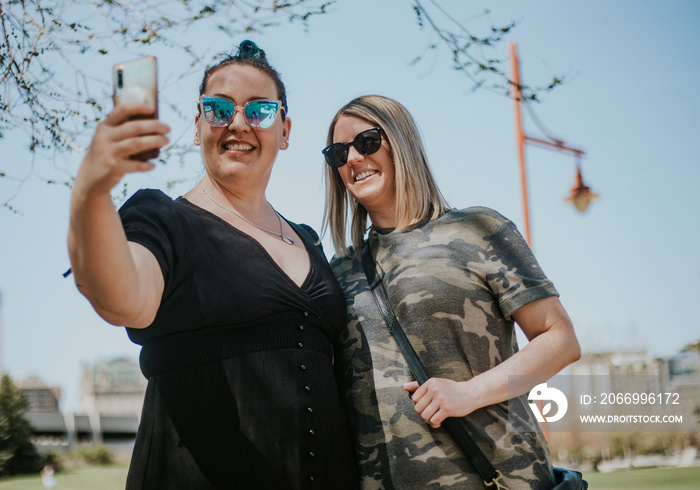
{"left": 21, "top": 357, "right": 146, "bottom": 453}
{"left": 18, "top": 376, "right": 61, "bottom": 412}
{"left": 80, "top": 357, "right": 147, "bottom": 418}
{"left": 79, "top": 357, "right": 147, "bottom": 447}
{"left": 19, "top": 377, "right": 68, "bottom": 450}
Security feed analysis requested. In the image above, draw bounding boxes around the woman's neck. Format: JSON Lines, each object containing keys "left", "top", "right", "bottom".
{"left": 186, "top": 177, "right": 270, "bottom": 218}
{"left": 367, "top": 205, "right": 399, "bottom": 229}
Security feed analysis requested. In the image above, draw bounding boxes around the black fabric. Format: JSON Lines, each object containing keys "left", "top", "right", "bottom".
{"left": 118, "top": 190, "right": 358, "bottom": 490}
{"left": 553, "top": 467, "right": 588, "bottom": 490}
{"left": 119, "top": 190, "right": 346, "bottom": 344}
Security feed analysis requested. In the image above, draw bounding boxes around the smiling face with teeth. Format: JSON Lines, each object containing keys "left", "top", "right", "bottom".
{"left": 333, "top": 115, "right": 397, "bottom": 227}
{"left": 194, "top": 64, "right": 291, "bottom": 194}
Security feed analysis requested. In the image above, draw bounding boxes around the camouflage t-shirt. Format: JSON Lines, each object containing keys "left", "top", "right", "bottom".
{"left": 331, "top": 207, "right": 558, "bottom": 490}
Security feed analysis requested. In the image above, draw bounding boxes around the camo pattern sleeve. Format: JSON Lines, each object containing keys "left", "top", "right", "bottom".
{"left": 331, "top": 207, "right": 558, "bottom": 490}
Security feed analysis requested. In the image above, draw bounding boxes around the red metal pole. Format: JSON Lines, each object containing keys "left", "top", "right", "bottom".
{"left": 511, "top": 42, "right": 552, "bottom": 444}
{"left": 510, "top": 42, "right": 532, "bottom": 246}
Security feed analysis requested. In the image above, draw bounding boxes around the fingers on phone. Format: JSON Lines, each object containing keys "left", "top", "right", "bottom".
{"left": 128, "top": 135, "right": 168, "bottom": 162}
{"left": 109, "top": 102, "right": 157, "bottom": 125}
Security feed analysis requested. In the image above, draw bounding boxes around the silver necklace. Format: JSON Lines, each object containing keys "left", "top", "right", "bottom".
{"left": 201, "top": 186, "right": 294, "bottom": 245}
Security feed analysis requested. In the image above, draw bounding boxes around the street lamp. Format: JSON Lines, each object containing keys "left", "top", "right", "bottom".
{"left": 510, "top": 42, "right": 598, "bottom": 246}
{"left": 566, "top": 160, "right": 599, "bottom": 212}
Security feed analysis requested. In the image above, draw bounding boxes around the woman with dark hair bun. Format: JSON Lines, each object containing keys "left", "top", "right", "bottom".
{"left": 68, "top": 41, "right": 359, "bottom": 489}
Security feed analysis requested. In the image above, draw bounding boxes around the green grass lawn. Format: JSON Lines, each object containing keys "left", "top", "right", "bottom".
{"left": 1, "top": 464, "right": 699, "bottom": 489}
{"left": 583, "top": 466, "right": 700, "bottom": 489}
{"left": 0, "top": 465, "right": 128, "bottom": 490}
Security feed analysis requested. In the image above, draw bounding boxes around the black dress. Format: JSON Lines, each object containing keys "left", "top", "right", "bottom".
{"left": 118, "top": 190, "right": 358, "bottom": 490}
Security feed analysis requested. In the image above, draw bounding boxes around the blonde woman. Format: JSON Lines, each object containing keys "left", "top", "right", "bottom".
{"left": 323, "top": 95, "right": 581, "bottom": 489}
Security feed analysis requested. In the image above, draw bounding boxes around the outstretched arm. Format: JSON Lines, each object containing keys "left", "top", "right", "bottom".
{"left": 405, "top": 296, "right": 581, "bottom": 428}
{"left": 68, "top": 102, "right": 170, "bottom": 328}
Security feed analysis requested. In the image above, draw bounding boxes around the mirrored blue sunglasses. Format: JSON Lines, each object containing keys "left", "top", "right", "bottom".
{"left": 200, "top": 97, "right": 282, "bottom": 129}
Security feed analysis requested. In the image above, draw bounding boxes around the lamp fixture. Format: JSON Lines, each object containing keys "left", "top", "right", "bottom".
{"left": 565, "top": 162, "right": 599, "bottom": 213}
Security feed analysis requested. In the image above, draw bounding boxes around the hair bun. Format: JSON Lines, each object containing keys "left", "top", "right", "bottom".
{"left": 236, "top": 40, "right": 266, "bottom": 61}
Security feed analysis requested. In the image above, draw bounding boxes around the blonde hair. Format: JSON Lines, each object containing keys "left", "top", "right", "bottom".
{"left": 322, "top": 95, "right": 449, "bottom": 257}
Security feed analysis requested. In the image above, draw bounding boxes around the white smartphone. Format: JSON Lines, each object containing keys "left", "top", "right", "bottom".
{"left": 113, "top": 56, "right": 158, "bottom": 113}
{"left": 112, "top": 56, "right": 159, "bottom": 160}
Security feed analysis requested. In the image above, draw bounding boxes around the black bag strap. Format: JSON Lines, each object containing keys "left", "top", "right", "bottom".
{"left": 361, "top": 240, "right": 506, "bottom": 489}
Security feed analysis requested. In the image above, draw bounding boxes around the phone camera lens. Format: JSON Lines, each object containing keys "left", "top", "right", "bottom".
{"left": 117, "top": 69, "right": 123, "bottom": 88}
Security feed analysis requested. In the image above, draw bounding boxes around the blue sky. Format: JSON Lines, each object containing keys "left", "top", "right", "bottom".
{"left": 1, "top": 0, "right": 699, "bottom": 412}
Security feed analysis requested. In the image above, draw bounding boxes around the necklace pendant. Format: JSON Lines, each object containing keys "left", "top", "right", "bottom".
{"left": 282, "top": 235, "right": 294, "bottom": 245}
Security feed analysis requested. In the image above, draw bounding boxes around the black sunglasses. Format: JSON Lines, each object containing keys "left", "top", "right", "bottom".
{"left": 322, "top": 127, "right": 383, "bottom": 168}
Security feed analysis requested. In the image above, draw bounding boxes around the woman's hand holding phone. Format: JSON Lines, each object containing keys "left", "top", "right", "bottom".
{"left": 75, "top": 102, "right": 170, "bottom": 196}
{"left": 74, "top": 55, "right": 170, "bottom": 198}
